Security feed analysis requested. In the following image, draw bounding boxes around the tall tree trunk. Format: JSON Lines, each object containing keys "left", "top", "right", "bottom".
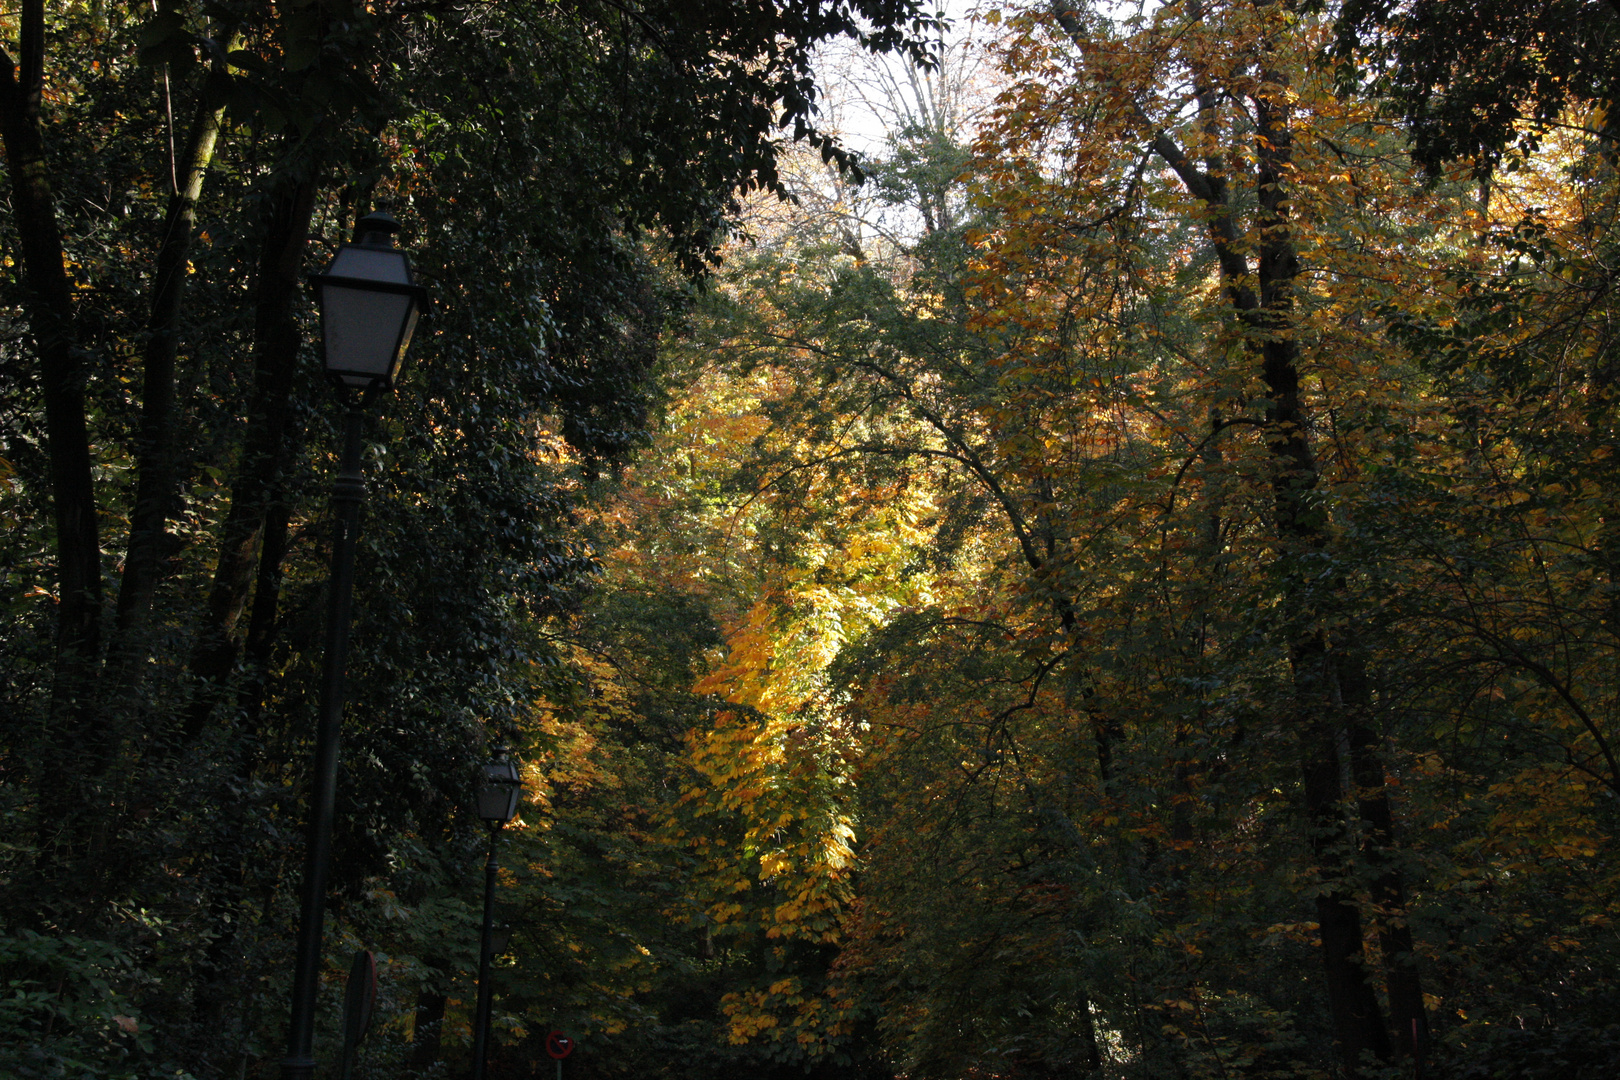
{"left": 114, "top": 68, "right": 231, "bottom": 648}
{"left": 237, "top": 496, "right": 293, "bottom": 727}
{"left": 1251, "top": 40, "right": 1399, "bottom": 1072}
{"left": 1076, "top": 991, "right": 1103, "bottom": 1071}
{"left": 2, "top": 1, "right": 106, "bottom": 875}
{"left": 1, "top": 5, "right": 102, "bottom": 681}
{"left": 1349, "top": 721, "right": 1430, "bottom": 1061}
{"left": 409, "top": 990, "right": 448, "bottom": 1074}
{"left": 183, "top": 171, "right": 319, "bottom": 744}
{"left": 1044, "top": 1, "right": 1424, "bottom": 1067}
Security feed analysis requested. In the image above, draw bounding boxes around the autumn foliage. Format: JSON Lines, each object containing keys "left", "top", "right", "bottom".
{"left": 6, "top": 1, "right": 1620, "bottom": 1079}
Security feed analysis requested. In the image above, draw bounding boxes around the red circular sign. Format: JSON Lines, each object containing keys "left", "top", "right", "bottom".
{"left": 545, "top": 1031, "right": 574, "bottom": 1060}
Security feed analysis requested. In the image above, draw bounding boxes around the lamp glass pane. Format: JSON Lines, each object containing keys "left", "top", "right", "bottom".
{"left": 329, "top": 246, "right": 411, "bottom": 284}
{"left": 476, "top": 760, "right": 522, "bottom": 823}
{"left": 322, "top": 285, "right": 414, "bottom": 384}
{"left": 397, "top": 305, "right": 420, "bottom": 360}
{"left": 476, "top": 785, "right": 512, "bottom": 822}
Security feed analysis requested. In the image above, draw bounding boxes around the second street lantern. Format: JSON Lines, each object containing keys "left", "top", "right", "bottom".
{"left": 309, "top": 212, "right": 430, "bottom": 393}
{"left": 477, "top": 755, "right": 524, "bottom": 825}
{"left": 472, "top": 751, "right": 523, "bottom": 1080}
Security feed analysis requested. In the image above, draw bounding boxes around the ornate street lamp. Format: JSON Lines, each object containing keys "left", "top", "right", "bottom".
{"left": 310, "top": 213, "right": 428, "bottom": 395}
{"left": 472, "top": 750, "right": 523, "bottom": 1080}
{"left": 280, "top": 212, "right": 429, "bottom": 1080}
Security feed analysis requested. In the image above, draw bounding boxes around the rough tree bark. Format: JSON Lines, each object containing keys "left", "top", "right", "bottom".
{"left": 1, "top": 0, "right": 107, "bottom": 879}
{"left": 1, "top": 3, "right": 102, "bottom": 691}
{"left": 114, "top": 53, "right": 233, "bottom": 647}
{"left": 182, "top": 171, "right": 319, "bottom": 744}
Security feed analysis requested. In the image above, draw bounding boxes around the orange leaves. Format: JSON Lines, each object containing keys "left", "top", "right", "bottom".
{"left": 694, "top": 599, "right": 784, "bottom": 710}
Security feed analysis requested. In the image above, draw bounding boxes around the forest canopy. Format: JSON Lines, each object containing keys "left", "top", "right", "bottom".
{"left": 4, "top": 1, "right": 1620, "bottom": 1079}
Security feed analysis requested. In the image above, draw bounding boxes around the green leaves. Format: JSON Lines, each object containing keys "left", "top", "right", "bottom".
{"left": 0, "top": 928, "right": 152, "bottom": 1075}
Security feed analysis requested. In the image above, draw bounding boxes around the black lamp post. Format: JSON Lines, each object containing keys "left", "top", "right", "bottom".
{"left": 472, "top": 751, "right": 523, "bottom": 1080}
{"left": 280, "top": 212, "right": 429, "bottom": 1080}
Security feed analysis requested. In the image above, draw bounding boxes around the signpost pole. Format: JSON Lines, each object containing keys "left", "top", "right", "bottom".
{"left": 545, "top": 1030, "right": 574, "bottom": 1079}
{"left": 337, "top": 950, "right": 377, "bottom": 1080}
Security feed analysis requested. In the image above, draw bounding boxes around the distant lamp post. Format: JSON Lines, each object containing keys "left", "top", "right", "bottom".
{"left": 472, "top": 751, "right": 523, "bottom": 1080}
{"left": 280, "top": 212, "right": 429, "bottom": 1080}
{"left": 477, "top": 755, "right": 523, "bottom": 824}
{"left": 489, "top": 919, "right": 516, "bottom": 958}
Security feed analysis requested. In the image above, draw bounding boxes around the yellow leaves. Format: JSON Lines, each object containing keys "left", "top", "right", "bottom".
{"left": 1258, "top": 921, "right": 1320, "bottom": 947}
{"left": 693, "top": 600, "right": 779, "bottom": 708}
{"left": 1548, "top": 840, "right": 1600, "bottom": 861}
{"left": 821, "top": 820, "right": 856, "bottom": 870}
{"left": 721, "top": 993, "right": 781, "bottom": 1041}
{"left": 666, "top": 699, "right": 858, "bottom": 949}
{"left": 719, "top": 974, "right": 848, "bottom": 1053}
{"left": 694, "top": 492, "right": 933, "bottom": 712}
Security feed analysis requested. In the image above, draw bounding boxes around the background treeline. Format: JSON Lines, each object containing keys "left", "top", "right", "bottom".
{"left": 5, "top": 2, "right": 1620, "bottom": 1079}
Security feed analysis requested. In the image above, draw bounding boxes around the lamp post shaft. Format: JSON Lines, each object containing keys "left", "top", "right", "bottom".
{"left": 472, "top": 827, "right": 501, "bottom": 1080}
{"left": 282, "top": 405, "right": 367, "bottom": 1080}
